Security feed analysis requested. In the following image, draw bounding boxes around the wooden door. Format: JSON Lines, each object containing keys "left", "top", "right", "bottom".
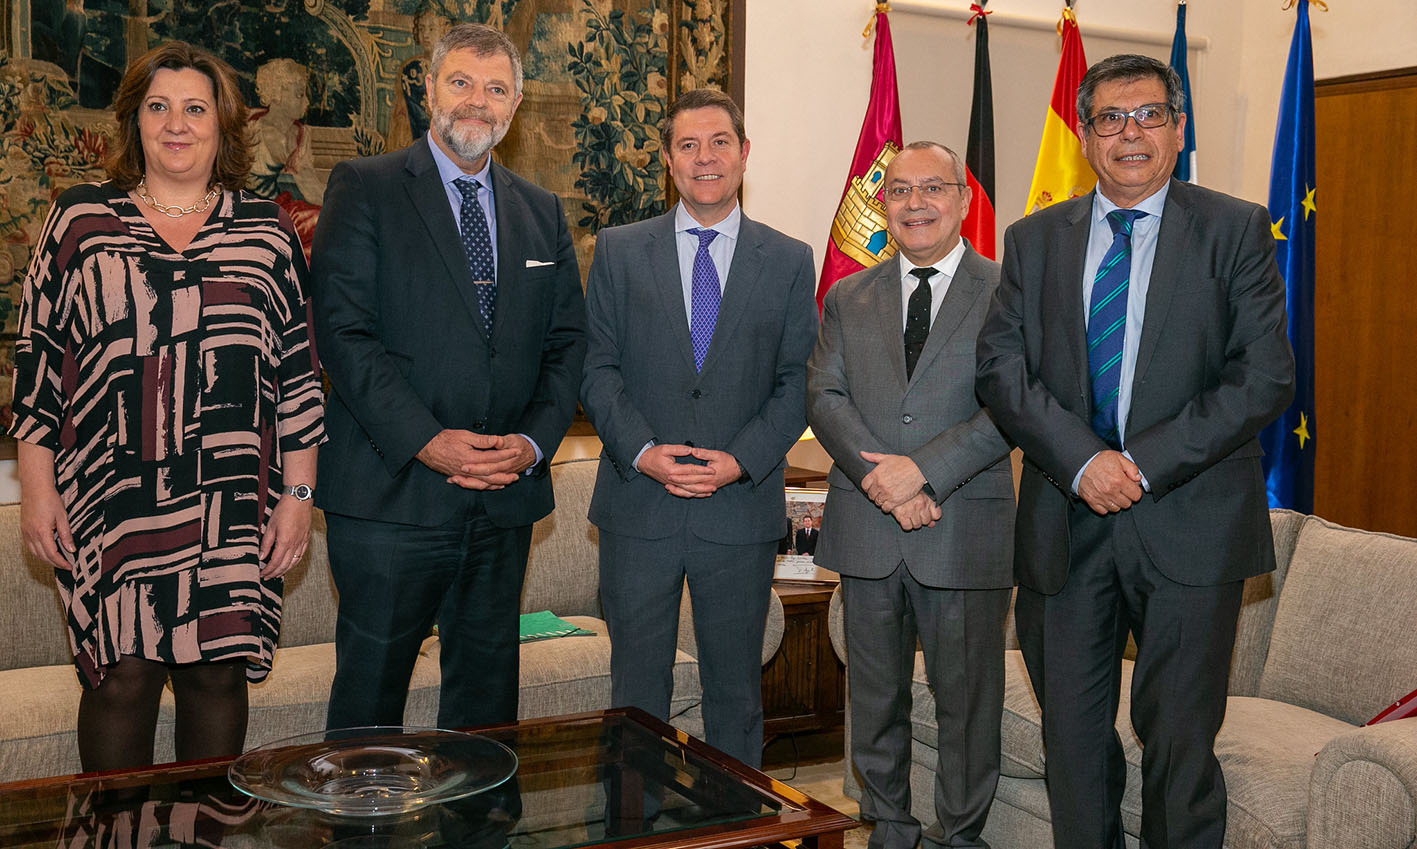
{"left": 1313, "top": 68, "right": 1417, "bottom": 536}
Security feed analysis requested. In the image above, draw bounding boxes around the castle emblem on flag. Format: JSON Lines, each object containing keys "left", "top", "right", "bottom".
{"left": 829, "top": 141, "right": 900, "bottom": 267}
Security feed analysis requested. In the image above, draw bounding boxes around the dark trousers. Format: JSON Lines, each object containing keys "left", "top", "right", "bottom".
{"left": 1016, "top": 511, "right": 1243, "bottom": 849}
{"left": 843, "top": 566, "right": 1010, "bottom": 849}
{"left": 324, "top": 503, "right": 532, "bottom": 731}
{"left": 597, "top": 529, "right": 775, "bottom": 768}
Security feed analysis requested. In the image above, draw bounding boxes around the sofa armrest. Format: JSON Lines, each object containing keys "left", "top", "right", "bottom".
{"left": 1308, "top": 719, "right": 1417, "bottom": 849}
{"left": 676, "top": 586, "right": 785, "bottom": 666}
{"left": 827, "top": 584, "right": 845, "bottom": 664}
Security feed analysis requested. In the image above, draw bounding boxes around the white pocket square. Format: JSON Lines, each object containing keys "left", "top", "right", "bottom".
{"left": 525, "top": 259, "right": 555, "bottom": 268}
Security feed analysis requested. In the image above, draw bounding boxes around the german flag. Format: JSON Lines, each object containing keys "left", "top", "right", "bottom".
{"left": 1024, "top": 6, "right": 1095, "bottom": 215}
{"left": 961, "top": 2, "right": 996, "bottom": 259}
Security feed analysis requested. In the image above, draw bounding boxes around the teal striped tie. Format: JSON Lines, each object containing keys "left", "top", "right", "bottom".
{"left": 1087, "top": 209, "right": 1147, "bottom": 448}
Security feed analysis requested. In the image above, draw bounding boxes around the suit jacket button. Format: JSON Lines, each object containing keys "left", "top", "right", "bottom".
{"left": 489, "top": 346, "right": 497, "bottom": 358}
{"left": 473, "top": 420, "right": 485, "bottom": 429}
{"left": 691, "top": 389, "right": 702, "bottom": 399}
{"left": 902, "top": 414, "right": 914, "bottom": 424}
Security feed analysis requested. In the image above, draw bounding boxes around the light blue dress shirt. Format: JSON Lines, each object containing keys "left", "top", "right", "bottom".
{"left": 1072, "top": 183, "right": 1170, "bottom": 493}
{"left": 428, "top": 139, "right": 500, "bottom": 279}
{"left": 674, "top": 201, "right": 741, "bottom": 322}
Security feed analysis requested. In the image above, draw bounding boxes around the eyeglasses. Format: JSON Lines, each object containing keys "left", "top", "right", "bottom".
{"left": 882, "top": 182, "right": 966, "bottom": 202}
{"left": 1084, "top": 103, "right": 1173, "bottom": 137}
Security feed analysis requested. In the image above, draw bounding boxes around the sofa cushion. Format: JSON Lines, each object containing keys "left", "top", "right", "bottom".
{"left": 0, "top": 506, "right": 71, "bottom": 670}
{"left": 1217, "top": 696, "right": 1356, "bottom": 849}
{"left": 273, "top": 511, "right": 339, "bottom": 650}
{"left": 1229, "top": 509, "right": 1309, "bottom": 698}
{"left": 522, "top": 459, "right": 603, "bottom": 619}
{"left": 1259, "top": 516, "right": 1417, "bottom": 725}
{"left": 0, "top": 663, "right": 84, "bottom": 779}
{"left": 519, "top": 616, "right": 702, "bottom": 724}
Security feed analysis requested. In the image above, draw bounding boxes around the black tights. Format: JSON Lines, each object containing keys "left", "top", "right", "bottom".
{"left": 76, "top": 655, "right": 250, "bottom": 772}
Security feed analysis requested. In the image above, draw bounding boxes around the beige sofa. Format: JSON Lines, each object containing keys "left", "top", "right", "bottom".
{"left": 0, "top": 457, "right": 782, "bottom": 783}
{"left": 830, "top": 509, "right": 1417, "bottom": 849}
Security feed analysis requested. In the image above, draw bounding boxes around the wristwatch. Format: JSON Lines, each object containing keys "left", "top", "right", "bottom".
{"left": 285, "top": 483, "right": 314, "bottom": 501}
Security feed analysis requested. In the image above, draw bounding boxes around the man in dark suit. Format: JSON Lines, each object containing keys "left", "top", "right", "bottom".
{"left": 976, "top": 55, "right": 1294, "bottom": 849}
{"left": 580, "top": 88, "right": 818, "bottom": 768}
{"left": 311, "top": 23, "right": 585, "bottom": 731}
{"left": 809, "top": 142, "right": 1013, "bottom": 849}
{"left": 793, "top": 515, "right": 819, "bottom": 556}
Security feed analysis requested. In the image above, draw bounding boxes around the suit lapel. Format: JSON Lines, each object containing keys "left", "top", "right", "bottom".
{"left": 1132, "top": 180, "right": 1191, "bottom": 394}
{"left": 490, "top": 162, "right": 524, "bottom": 346}
{"left": 908, "top": 247, "right": 987, "bottom": 385}
{"left": 872, "top": 257, "right": 909, "bottom": 391}
{"left": 700, "top": 216, "right": 763, "bottom": 376}
{"left": 1051, "top": 195, "right": 1094, "bottom": 403}
{"left": 644, "top": 214, "right": 697, "bottom": 374}
{"left": 405, "top": 139, "right": 490, "bottom": 345}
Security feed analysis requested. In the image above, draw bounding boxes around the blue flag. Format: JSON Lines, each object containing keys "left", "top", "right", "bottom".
{"left": 1260, "top": 0, "right": 1316, "bottom": 512}
{"left": 1169, "top": 2, "right": 1197, "bottom": 182}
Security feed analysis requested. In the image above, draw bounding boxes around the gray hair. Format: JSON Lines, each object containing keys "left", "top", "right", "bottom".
{"left": 892, "top": 141, "right": 968, "bottom": 187}
{"left": 429, "top": 22, "right": 523, "bottom": 97}
{"left": 1076, "top": 54, "right": 1184, "bottom": 135}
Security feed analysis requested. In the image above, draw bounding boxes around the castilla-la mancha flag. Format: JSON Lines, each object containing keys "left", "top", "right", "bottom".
{"left": 816, "top": 5, "right": 903, "bottom": 309}
{"left": 1024, "top": 7, "right": 1096, "bottom": 215}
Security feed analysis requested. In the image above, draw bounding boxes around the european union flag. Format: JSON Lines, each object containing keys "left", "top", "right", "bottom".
{"left": 1260, "top": 0, "right": 1317, "bottom": 512}
{"left": 1169, "top": 1, "right": 1197, "bottom": 183}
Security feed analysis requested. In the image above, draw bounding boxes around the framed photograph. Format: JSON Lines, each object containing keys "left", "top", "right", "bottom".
{"left": 774, "top": 487, "right": 837, "bottom": 584}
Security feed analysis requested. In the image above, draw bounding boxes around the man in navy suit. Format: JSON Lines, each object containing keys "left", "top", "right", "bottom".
{"left": 580, "top": 89, "right": 817, "bottom": 767}
{"left": 977, "top": 54, "right": 1293, "bottom": 848}
{"left": 312, "top": 23, "right": 585, "bottom": 731}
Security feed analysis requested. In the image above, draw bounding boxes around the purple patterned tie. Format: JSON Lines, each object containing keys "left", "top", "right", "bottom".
{"left": 686, "top": 227, "right": 720, "bottom": 372}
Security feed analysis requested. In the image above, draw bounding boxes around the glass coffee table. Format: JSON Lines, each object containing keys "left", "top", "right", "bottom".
{"left": 0, "top": 707, "right": 856, "bottom": 849}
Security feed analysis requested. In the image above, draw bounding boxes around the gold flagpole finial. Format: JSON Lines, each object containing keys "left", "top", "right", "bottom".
{"left": 1282, "top": 0, "right": 1329, "bottom": 10}
{"left": 863, "top": 3, "right": 890, "bottom": 38}
{"left": 1058, "top": 5, "right": 1077, "bottom": 35}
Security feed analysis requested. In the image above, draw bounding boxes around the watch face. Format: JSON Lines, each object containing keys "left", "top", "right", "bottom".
{"left": 290, "top": 484, "right": 313, "bottom": 501}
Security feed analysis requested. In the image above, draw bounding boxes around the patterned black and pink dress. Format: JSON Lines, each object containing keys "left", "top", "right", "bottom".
{"left": 9, "top": 181, "right": 326, "bottom": 689}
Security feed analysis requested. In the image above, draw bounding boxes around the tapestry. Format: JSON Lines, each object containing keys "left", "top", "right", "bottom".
{"left": 0, "top": 0, "right": 734, "bottom": 448}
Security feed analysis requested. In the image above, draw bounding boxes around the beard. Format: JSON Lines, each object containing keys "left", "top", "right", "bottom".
{"left": 431, "top": 103, "right": 510, "bottom": 165}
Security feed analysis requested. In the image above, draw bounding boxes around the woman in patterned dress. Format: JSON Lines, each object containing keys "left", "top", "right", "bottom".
{"left": 10, "top": 42, "right": 325, "bottom": 772}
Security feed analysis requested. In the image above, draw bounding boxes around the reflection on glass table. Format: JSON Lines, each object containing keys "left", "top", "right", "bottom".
{"left": 0, "top": 708, "right": 854, "bottom": 849}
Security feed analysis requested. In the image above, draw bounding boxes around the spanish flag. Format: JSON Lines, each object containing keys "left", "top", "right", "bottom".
{"left": 816, "top": 4, "right": 903, "bottom": 309}
{"left": 1024, "top": 7, "right": 1095, "bottom": 215}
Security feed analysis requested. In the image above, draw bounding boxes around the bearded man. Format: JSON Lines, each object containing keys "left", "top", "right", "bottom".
{"left": 312, "top": 22, "right": 586, "bottom": 729}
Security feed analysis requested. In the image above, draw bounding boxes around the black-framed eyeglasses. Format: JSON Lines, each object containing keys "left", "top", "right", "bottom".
{"left": 1084, "top": 103, "right": 1173, "bottom": 137}
{"left": 882, "top": 182, "right": 966, "bottom": 202}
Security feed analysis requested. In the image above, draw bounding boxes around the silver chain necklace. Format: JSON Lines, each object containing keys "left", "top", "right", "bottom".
{"left": 136, "top": 178, "right": 220, "bottom": 218}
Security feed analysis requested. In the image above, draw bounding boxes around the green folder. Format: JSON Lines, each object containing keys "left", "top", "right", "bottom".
{"left": 519, "top": 610, "right": 596, "bottom": 642}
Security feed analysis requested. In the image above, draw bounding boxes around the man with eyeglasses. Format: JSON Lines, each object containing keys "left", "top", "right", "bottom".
{"left": 808, "top": 141, "right": 1013, "bottom": 849}
{"left": 977, "top": 54, "right": 1294, "bottom": 849}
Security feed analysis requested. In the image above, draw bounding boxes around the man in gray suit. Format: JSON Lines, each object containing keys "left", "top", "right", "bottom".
{"left": 580, "top": 88, "right": 818, "bottom": 768}
{"left": 808, "top": 141, "right": 1014, "bottom": 849}
{"left": 976, "top": 55, "right": 1293, "bottom": 849}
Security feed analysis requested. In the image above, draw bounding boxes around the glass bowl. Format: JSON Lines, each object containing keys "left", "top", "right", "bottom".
{"left": 229, "top": 726, "right": 517, "bottom": 817}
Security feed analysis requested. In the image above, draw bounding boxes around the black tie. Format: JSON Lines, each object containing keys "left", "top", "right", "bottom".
{"left": 905, "top": 267, "right": 934, "bottom": 379}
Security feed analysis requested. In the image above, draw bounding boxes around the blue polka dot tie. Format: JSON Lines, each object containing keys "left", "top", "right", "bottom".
{"left": 454, "top": 176, "right": 496, "bottom": 334}
{"left": 1087, "top": 208, "right": 1147, "bottom": 448}
{"left": 686, "top": 227, "right": 720, "bottom": 372}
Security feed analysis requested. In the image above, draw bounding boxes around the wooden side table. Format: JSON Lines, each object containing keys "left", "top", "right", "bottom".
{"left": 762, "top": 580, "right": 845, "bottom": 738}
